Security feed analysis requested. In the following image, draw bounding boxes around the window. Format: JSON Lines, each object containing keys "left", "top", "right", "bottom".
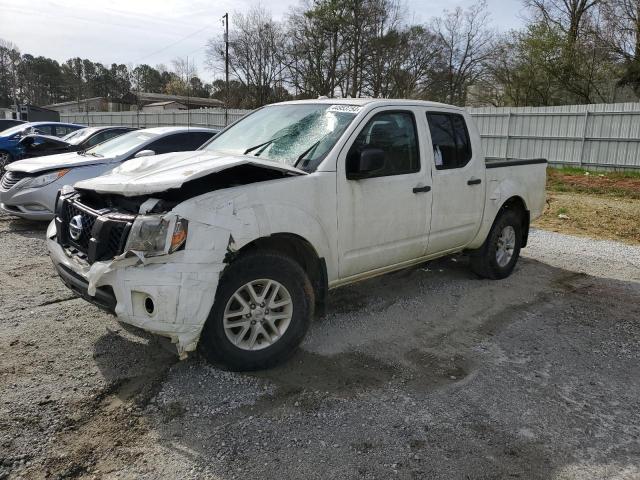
{"left": 144, "top": 132, "right": 215, "bottom": 156}
{"left": 426, "top": 113, "right": 472, "bottom": 170}
{"left": 54, "top": 125, "right": 76, "bottom": 137}
{"left": 33, "top": 125, "right": 53, "bottom": 136}
{"left": 347, "top": 111, "right": 420, "bottom": 178}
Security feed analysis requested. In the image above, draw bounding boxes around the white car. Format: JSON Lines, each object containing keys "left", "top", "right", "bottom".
{"left": 47, "top": 99, "right": 546, "bottom": 370}
{"left": 0, "top": 127, "right": 218, "bottom": 220}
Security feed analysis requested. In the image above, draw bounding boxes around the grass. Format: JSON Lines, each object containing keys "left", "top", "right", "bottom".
{"left": 531, "top": 166, "right": 640, "bottom": 245}
{"left": 547, "top": 166, "right": 640, "bottom": 199}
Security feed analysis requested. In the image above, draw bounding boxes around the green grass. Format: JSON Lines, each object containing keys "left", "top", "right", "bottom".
{"left": 549, "top": 166, "right": 640, "bottom": 179}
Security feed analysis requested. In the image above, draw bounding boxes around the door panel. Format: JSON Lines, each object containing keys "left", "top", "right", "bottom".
{"left": 336, "top": 108, "right": 432, "bottom": 278}
{"left": 425, "top": 112, "right": 484, "bottom": 254}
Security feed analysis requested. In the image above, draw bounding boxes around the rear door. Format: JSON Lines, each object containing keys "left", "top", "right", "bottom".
{"left": 425, "top": 111, "right": 484, "bottom": 254}
{"left": 336, "top": 107, "right": 432, "bottom": 278}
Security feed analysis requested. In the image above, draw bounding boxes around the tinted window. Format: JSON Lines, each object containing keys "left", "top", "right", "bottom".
{"left": 347, "top": 111, "right": 419, "bottom": 178}
{"left": 147, "top": 132, "right": 214, "bottom": 154}
{"left": 54, "top": 125, "right": 78, "bottom": 137}
{"left": 33, "top": 125, "right": 54, "bottom": 136}
{"left": 426, "top": 113, "right": 472, "bottom": 170}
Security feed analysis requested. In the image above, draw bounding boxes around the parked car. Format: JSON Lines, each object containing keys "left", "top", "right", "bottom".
{"left": 0, "top": 119, "right": 26, "bottom": 132}
{"left": 0, "top": 122, "right": 84, "bottom": 171}
{"left": 46, "top": 99, "right": 547, "bottom": 370}
{"left": 17, "top": 126, "right": 136, "bottom": 159}
{"left": 0, "top": 127, "right": 218, "bottom": 220}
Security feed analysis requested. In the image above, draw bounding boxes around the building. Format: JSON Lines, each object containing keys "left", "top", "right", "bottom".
{"left": 44, "top": 92, "right": 224, "bottom": 114}
{"left": 44, "top": 97, "right": 128, "bottom": 114}
{"left": 141, "top": 101, "right": 188, "bottom": 112}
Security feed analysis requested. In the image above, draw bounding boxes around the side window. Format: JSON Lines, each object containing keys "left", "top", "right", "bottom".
{"left": 347, "top": 111, "right": 420, "bottom": 178}
{"left": 85, "top": 131, "right": 110, "bottom": 147}
{"left": 54, "top": 125, "right": 74, "bottom": 137}
{"left": 34, "top": 125, "right": 53, "bottom": 136}
{"left": 426, "top": 113, "right": 472, "bottom": 170}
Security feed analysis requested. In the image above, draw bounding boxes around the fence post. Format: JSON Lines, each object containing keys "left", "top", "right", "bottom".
{"left": 578, "top": 110, "right": 589, "bottom": 167}
{"left": 505, "top": 111, "right": 512, "bottom": 159}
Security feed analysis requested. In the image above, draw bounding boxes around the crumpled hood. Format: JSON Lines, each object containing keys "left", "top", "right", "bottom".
{"left": 74, "top": 150, "right": 307, "bottom": 196}
{"left": 7, "top": 151, "right": 114, "bottom": 174}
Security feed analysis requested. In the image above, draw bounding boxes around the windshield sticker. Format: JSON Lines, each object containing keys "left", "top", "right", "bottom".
{"left": 327, "top": 105, "right": 363, "bottom": 114}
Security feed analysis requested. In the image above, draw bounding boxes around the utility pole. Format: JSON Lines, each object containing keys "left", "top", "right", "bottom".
{"left": 223, "top": 12, "right": 229, "bottom": 127}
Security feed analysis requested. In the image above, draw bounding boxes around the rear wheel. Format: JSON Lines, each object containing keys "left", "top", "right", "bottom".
{"left": 470, "top": 209, "right": 523, "bottom": 280}
{"left": 199, "top": 251, "right": 314, "bottom": 371}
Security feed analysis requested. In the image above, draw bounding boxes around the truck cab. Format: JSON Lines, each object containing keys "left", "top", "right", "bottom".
{"left": 47, "top": 99, "right": 546, "bottom": 370}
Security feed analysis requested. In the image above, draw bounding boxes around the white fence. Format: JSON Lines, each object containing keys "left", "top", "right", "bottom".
{"left": 62, "top": 102, "right": 640, "bottom": 170}
{"left": 469, "top": 103, "right": 640, "bottom": 170}
{"left": 61, "top": 108, "right": 248, "bottom": 129}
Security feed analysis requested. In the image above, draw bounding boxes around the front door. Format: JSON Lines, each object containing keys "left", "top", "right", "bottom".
{"left": 336, "top": 108, "right": 432, "bottom": 279}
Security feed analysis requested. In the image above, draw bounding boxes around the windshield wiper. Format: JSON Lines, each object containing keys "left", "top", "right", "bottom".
{"left": 243, "top": 133, "right": 292, "bottom": 156}
{"left": 295, "top": 139, "right": 322, "bottom": 167}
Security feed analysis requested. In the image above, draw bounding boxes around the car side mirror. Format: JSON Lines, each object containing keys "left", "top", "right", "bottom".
{"left": 134, "top": 149, "right": 156, "bottom": 158}
{"left": 346, "top": 147, "right": 385, "bottom": 179}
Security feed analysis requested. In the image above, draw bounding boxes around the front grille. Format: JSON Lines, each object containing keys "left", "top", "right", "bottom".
{"left": 56, "top": 196, "right": 134, "bottom": 263}
{"left": 1, "top": 171, "right": 30, "bottom": 190}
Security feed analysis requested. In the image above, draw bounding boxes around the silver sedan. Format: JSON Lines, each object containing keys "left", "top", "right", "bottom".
{"left": 0, "top": 126, "right": 218, "bottom": 221}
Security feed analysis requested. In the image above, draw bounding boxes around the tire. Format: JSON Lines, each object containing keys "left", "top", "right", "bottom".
{"left": 199, "top": 251, "right": 314, "bottom": 371}
{"left": 470, "top": 209, "right": 523, "bottom": 280}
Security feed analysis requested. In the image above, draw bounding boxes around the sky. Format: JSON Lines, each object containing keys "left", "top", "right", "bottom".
{"left": 0, "top": 0, "right": 528, "bottom": 82}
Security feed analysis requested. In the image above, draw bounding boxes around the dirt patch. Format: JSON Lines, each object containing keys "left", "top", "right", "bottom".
{"left": 533, "top": 191, "right": 640, "bottom": 245}
{"left": 547, "top": 167, "right": 640, "bottom": 199}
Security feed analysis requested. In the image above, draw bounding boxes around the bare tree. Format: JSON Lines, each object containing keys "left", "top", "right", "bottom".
{"left": 431, "top": 2, "right": 495, "bottom": 104}
{"left": 205, "top": 6, "right": 287, "bottom": 108}
{"left": 526, "top": 0, "right": 602, "bottom": 46}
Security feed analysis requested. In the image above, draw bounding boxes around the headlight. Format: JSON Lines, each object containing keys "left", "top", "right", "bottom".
{"left": 124, "top": 215, "right": 188, "bottom": 256}
{"left": 23, "top": 169, "right": 70, "bottom": 189}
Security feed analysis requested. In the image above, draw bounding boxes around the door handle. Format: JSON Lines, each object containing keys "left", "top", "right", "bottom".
{"left": 467, "top": 178, "right": 482, "bottom": 185}
{"left": 413, "top": 185, "right": 431, "bottom": 193}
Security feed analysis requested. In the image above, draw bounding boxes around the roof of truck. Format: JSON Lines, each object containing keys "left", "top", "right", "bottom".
{"left": 275, "top": 98, "right": 463, "bottom": 110}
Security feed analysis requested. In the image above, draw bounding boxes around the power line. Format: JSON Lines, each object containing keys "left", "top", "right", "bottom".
{"left": 133, "top": 25, "right": 211, "bottom": 64}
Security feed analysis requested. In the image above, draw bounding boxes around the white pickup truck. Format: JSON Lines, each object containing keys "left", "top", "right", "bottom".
{"left": 47, "top": 99, "right": 546, "bottom": 370}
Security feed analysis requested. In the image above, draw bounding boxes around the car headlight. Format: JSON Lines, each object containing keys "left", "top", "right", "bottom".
{"left": 124, "top": 215, "right": 188, "bottom": 256}
{"left": 23, "top": 169, "right": 70, "bottom": 188}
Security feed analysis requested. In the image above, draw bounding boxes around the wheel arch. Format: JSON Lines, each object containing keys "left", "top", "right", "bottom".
{"left": 227, "top": 232, "right": 328, "bottom": 316}
{"left": 499, "top": 195, "right": 530, "bottom": 247}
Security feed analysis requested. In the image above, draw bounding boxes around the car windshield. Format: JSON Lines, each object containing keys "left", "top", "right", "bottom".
{"left": 1, "top": 124, "right": 32, "bottom": 137}
{"left": 84, "top": 131, "right": 155, "bottom": 157}
{"left": 203, "top": 104, "right": 360, "bottom": 171}
{"left": 63, "top": 128, "right": 95, "bottom": 144}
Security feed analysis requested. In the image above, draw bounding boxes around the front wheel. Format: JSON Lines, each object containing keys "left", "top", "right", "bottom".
{"left": 199, "top": 251, "right": 314, "bottom": 371}
{"left": 470, "top": 209, "right": 523, "bottom": 280}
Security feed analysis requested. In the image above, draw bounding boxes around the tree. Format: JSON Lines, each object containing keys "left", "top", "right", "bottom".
{"left": 431, "top": 1, "right": 495, "bottom": 104}
{"left": 206, "top": 6, "right": 287, "bottom": 107}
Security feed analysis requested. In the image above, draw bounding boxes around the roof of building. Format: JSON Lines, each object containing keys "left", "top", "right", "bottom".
{"left": 144, "top": 101, "right": 187, "bottom": 107}
{"left": 130, "top": 92, "right": 224, "bottom": 108}
{"left": 44, "top": 97, "right": 106, "bottom": 108}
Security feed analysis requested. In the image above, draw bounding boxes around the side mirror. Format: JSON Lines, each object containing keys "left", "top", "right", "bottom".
{"left": 134, "top": 149, "right": 156, "bottom": 158}
{"left": 346, "top": 147, "right": 385, "bottom": 179}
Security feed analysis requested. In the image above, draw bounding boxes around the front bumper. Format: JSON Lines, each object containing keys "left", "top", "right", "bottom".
{"left": 47, "top": 222, "right": 222, "bottom": 357}
{"left": 0, "top": 181, "right": 59, "bottom": 220}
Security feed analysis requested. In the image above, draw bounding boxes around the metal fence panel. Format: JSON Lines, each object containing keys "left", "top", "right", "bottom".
{"left": 62, "top": 103, "right": 640, "bottom": 170}
{"left": 468, "top": 103, "right": 640, "bottom": 170}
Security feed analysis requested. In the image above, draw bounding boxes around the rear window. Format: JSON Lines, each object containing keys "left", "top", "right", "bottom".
{"left": 426, "top": 113, "right": 472, "bottom": 170}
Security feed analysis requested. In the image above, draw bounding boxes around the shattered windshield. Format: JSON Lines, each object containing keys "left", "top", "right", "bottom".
{"left": 203, "top": 104, "right": 360, "bottom": 171}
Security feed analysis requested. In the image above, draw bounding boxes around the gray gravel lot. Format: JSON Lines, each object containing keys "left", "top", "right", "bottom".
{"left": 1, "top": 216, "right": 639, "bottom": 479}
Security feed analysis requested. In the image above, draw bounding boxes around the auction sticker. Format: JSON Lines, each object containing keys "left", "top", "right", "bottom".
{"left": 327, "top": 105, "right": 363, "bottom": 114}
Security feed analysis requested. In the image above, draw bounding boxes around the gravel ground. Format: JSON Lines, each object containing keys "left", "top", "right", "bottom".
{"left": 1, "top": 215, "right": 639, "bottom": 480}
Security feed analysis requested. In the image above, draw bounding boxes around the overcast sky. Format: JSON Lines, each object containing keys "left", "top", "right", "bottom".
{"left": 0, "top": 0, "right": 528, "bottom": 82}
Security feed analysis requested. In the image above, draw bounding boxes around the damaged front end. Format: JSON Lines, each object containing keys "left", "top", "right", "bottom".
{"left": 47, "top": 153, "right": 307, "bottom": 357}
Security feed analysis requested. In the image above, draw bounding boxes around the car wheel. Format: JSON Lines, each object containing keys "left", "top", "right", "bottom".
{"left": 0, "top": 151, "right": 12, "bottom": 175}
{"left": 199, "top": 251, "right": 314, "bottom": 371}
{"left": 470, "top": 209, "right": 523, "bottom": 280}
